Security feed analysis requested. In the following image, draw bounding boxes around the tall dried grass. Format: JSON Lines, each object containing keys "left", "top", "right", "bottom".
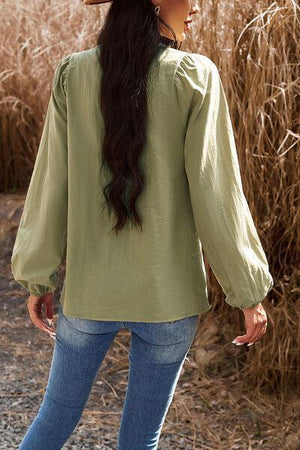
{"left": 188, "top": 0, "right": 300, "bottom": 397}
{"left": 1, "top": 0, "right": 299, "bottom": 397}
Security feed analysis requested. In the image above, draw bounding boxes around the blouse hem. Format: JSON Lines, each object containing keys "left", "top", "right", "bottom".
{"left": 58, "top": 301, "right": 213, "bottom": 323}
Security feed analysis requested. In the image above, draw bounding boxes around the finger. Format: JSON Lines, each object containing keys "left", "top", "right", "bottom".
{"left": 247, "top": 325, "right": 264, "bottom": 344}
{"left": 40, "top": 319, "right": 56, "bottom": 335}
{"left": 239, "top": 313, "right": 268, "bottom": 344}
{"left": 29, "top": 299, "right": 56, "bottom": 332}
{"left": 233, "top": 324, "right": 258, "bottom": 344}
{"left": 28, "top": 306, "right": 42, "bottom": 329}
{"left": 250, "top": 317, "right": 268, "bottom": 341}
{"left": 251, "top": 323, "right": 268, "bottom": 344}
{"left": 30, "top": 305, "right": 44, "bottom": 328}
{"left": 243, "top": 323, "right": 268, "bottom": 347}
{"left": 39, "top": 322, "right": 56, "bottom": 337}
{"left": 46, "top": 317, "right": 55, "bottom": 329}
{"left": 232, "top": 334, "right": 251, "bottom": 345}
{"left": 45, "top": 298, "right": 54, "bottom": 321}
{"left": 29, "top": 312, "right": 56, "bottom": 335}
{"left": 31, "top": 301, "right": 43, "bottom": 318}
{"left": 233, "top": 314, "right": 268, "bottom": 346}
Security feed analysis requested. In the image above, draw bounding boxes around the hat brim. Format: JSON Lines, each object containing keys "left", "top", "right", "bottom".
{"left": 83, "top": 0, "right": 112, "bottom": 4}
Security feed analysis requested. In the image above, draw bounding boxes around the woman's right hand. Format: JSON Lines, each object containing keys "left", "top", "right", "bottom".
{"left": 27, "top": 293, "right": 56, "bottom": 340}
{"left": 232, "top": 302, "right": 268, "bottom": 346}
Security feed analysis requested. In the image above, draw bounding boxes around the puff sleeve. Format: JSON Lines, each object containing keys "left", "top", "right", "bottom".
{"left": 11, "top": 54, "right": 71, "bottom": 297}
{"left": 175, "top": 53, "right": 274, "bottom": 309}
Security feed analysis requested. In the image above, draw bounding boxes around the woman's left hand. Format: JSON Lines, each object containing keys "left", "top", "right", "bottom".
{"left": 27, "top": 293, "right": 56, "bottom": 339}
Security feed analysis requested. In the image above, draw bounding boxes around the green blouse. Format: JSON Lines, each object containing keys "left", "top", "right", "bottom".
{"left": 11, "top": 44, "right": 274, "bottom": 322}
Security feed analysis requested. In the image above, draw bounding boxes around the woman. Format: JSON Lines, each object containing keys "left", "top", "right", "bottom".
{"left": 11, "top": 0, "right": 273, "bottom": 448}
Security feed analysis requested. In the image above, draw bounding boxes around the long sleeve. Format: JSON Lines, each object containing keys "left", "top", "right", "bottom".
{"left": 11, "top": 54, "right": 71, "bottom": 297}
{"left": 175, "top": 53, "right": 274, "bottom": 309}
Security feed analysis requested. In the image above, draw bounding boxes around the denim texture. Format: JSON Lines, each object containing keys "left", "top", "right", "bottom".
{"left": 19, "top": 304, "right": 199, "bottom": 449}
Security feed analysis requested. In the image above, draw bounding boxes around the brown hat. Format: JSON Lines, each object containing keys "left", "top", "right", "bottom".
{"left": 83, "top": 0, "right": 112, "bottom": 4}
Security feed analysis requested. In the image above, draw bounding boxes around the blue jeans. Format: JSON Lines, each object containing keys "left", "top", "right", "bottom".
{"left": 19, "top": 304, "right": 199, "bottom": 450}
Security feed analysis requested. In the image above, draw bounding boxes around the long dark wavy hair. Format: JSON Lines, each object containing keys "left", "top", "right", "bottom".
{"left": 97, "top": 0, "right": 180, "bottom": 234}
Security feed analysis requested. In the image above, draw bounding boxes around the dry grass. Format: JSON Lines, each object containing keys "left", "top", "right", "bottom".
{"left": 186, "top": 0, "right": 300, "bottom": 396}
{"left": 1, "top": 0, "right": 300, "bottom": 447}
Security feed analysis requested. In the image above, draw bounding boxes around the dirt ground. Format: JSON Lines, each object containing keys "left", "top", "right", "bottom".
{"left": 1, "top": 192, "right": 299, "bottom": 449}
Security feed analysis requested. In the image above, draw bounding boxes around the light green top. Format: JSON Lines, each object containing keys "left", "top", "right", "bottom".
{"left": 11, "top": 44, "right": 274, "bottom": 322}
